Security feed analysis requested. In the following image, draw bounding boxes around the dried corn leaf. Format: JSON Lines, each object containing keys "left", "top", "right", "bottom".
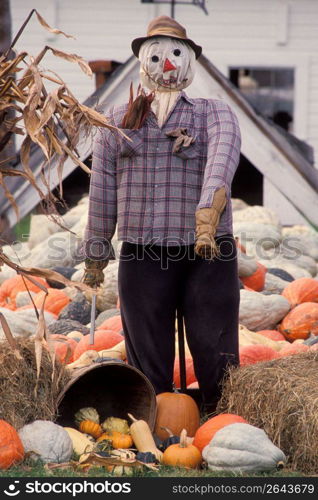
{"left": 35, "top": 10, "right": 75, "bottom": 39}
{"left": 0, "top": 312, "right": 22, "bottom": 360}
{"left": 36, "top": 91, "right": 59, "bottom": 132}
{"left": 46, "top": 127, "right": 63, "bottom": 155}
{"left": 23, "top": 106, "right": 50, "bottom": 159}
{"left": 33, "top": 290, "right": 47, "bottom": 395}
{"left": 0, "top": 171, "right": 19, "bottom": 218}
{"left": 59, "top": 140, "right": 91, "bottom": 174}
{"left": 0, "top": 52, "right": 27, "bottom": 80}
{"left": 47, "top": 47, "right": 92, "bottom": 77}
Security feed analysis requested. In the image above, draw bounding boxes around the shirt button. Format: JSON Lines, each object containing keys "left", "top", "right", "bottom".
{"left": 156, "top": 147, "right": 159, "bottom": 151}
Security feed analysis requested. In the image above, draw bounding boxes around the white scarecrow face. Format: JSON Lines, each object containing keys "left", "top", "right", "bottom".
{"left": 139, "top": 36, "right": 196, "bottom": 92}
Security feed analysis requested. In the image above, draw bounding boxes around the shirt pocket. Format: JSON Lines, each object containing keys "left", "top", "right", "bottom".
{"left": 119, "top": 129, "right": 143, "bottom": 158}
{"left": 174, "top": 142, "right": 198, "bottom": 160}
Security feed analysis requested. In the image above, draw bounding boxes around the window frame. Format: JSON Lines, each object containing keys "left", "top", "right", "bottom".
{"left": 211, "top": 52, "right": 309, "bottom": 141}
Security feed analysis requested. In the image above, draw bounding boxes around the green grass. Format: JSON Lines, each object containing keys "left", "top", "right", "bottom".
{"left": 0, "top": 459, "right": 305, "bottom": 478}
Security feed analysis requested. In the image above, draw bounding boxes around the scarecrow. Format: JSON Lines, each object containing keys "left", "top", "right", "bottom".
{"left": 83, "top": 16, "right": 241, "bottom": 412}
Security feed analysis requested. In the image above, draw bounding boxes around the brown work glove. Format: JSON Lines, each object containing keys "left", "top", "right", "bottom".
{"left": 195, "top": 186, "right": 227, "bottom": 259}
{"left": 83, "top": 258, "right": 109, "bottom": 287}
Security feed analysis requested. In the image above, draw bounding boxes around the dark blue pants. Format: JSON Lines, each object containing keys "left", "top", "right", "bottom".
{"left": 118, "top": 235, "right": 240, "bottom": 406}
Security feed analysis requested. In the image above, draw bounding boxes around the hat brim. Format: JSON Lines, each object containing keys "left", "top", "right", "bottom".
{"left": 131, "top": 34, "right": 202, "bottom": 59}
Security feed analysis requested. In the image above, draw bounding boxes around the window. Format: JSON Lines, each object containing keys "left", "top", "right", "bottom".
{"left": 229, "top": 67, "right": 294, "bottom": 133}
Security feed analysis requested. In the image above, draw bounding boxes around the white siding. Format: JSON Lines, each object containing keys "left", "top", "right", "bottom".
{"left": 10, "top": 0, "right": 318, "bottom": 165}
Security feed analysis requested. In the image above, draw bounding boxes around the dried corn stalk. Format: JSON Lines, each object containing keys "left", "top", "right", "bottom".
{"left": 0, "top": 9, "right": 126, "bottom": 217}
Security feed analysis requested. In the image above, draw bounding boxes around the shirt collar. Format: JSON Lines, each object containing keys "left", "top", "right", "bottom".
{"left": 180, "top": 91, "right": 195, "bottom": 106}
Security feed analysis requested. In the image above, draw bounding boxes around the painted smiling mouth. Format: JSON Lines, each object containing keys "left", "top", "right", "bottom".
{"left": 159, "top": 76, "right": 178, "bottom": 85}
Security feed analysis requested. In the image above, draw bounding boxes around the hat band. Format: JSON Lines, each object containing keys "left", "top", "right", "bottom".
{"left": 147, "top": 26, "right": 186, "bottom": 39}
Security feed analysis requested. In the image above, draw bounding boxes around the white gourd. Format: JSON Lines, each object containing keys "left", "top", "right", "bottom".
{"left": 239, "top": 290, "right": 290, "bottom": 331}
{"left": 263, "top": 273, "right": 290, "bottom": 295}
{"left": 18, "top": 420, "right": 73, "bottom": 463}
{"left": 237, "top": 251, "right": 258, "bottom": 278}
{"left": 233, "top": 206, "right": 281, "bottom": 228}
{"left": 233, "top": 222, "right": 282, "bottom": 250}
{"left": 202, "top": 423, "right": 286, "bottom": 472}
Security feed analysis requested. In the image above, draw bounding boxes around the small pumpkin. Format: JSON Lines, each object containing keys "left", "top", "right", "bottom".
{"left": 0, "top": 420, "right": 24, "bottom": 469}
{"left": 278, "top": 302, "right": 318, "bottom": 341}
{"left": 75, "top": 407, "right": 100, "bottom": 426}
{"left": 97, "top": 431, "right": 133, "bottom": 449}
{"left": 239, "top": 344, "right": 279, "bottom": 366}
{"left": 101, "top": 417, "right": 130, "bottom": 435}
{"left": 282, "top": 278, "right": 318, "bottom": 308}
{"left": 162, "top": 429, "right": 202, "bottom": 469}
{"left": 79, "top": 419, "right": 102, "bottom": 439}
{"left": 73, "top": 330, "right": 123, "bottom": 361}
{"left": 193, "top": 414, "right": 247, "bottom": 453}
{"left": 155, "top": 392, "right": 200, "bottom": 441}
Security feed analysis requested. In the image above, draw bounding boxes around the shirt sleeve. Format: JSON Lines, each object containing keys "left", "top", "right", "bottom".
{"left": 82, "top": 124, "right": 118, "bottom": 261}
{"left": 197, "top": 100, "right": 241, "bottom": 209}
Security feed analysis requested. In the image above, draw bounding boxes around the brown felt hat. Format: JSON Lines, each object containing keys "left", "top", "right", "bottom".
{"left": 131, "top": 15, "right": 202, "bottom": 59}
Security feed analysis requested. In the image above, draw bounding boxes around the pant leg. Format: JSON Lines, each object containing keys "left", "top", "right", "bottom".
{"left": 181, "top": 235, "right": 240, "bottom": 406}
{"left": 118, "top": 242, "right": 181, "bottom": 394}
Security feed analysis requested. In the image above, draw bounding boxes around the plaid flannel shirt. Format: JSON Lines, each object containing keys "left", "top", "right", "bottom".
{"left": 83, "top": 91, "right": 241, "bottom": 260}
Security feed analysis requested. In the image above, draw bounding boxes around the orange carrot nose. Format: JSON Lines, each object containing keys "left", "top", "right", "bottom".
{"left": 163, "top": 58, "right": 176, "bottom": 73}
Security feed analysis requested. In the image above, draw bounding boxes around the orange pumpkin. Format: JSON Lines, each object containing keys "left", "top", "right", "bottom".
{"left": 282, "top": 278, "right": 318, "bottom": 308}
{"left": 18, "top": 288, "right": 70, "bottom": 316}
{"left": 239, "top": 344, "right": 279, "bottom": 366}
{"left": 155, "top": 392, "right": 200, "bottom": 441}
{"left": 97, "top": 315, "right": 123, "bottom": 333}
{"left": 256, "top": 330, "right": 286, "bottom": 341}
{"left": 97, "top": 431, "right": 133, "bottom": 449}
{"left": 279, "top": 302, "right": 318, "bottom": 341}
{"left": 241, "top": 262, "right": 267, "bottom": 292}
{"left": 193, "top": 414, "right": 247, "bottom": 453}
{"left": 0, "top": 275, "right": 48, "bottom": 310}
{"left": 0, "top": 420, "right": 24, "bottom": 469}
{"left": 278, "top": 343, "right": 310, "bottom": 357}
{"left": 173, "top": 357, "right": 197, "bottom": 387}
{"left": 73, "top": 329, "right": 123, "bottom": 361}
{"left": 162, "top": 429, "right": 202, "bottom": 469}
{"left": 79, "top": 419, "right": 102, "bottom": 439}
{"left": 49, "top": 334, "right": 78, "bottom": 364}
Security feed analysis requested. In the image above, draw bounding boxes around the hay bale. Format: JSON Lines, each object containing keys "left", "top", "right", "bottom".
{"left": 0, "top": 339, "right": 71, "bottom": 430}
{"left": 217, "top": 352, "right": 318, "bottom": 474}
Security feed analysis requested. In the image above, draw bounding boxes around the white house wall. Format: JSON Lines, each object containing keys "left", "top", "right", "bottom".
{"left": 10, "top": 0, "right": 318, "bottom": 161}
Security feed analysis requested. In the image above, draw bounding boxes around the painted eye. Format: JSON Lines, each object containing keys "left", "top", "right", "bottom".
{"left": 151, "top": 55, "right": 159, "bottom": 62}
{"left": 173, "top": 49, "right": 181, "bottom": 56}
